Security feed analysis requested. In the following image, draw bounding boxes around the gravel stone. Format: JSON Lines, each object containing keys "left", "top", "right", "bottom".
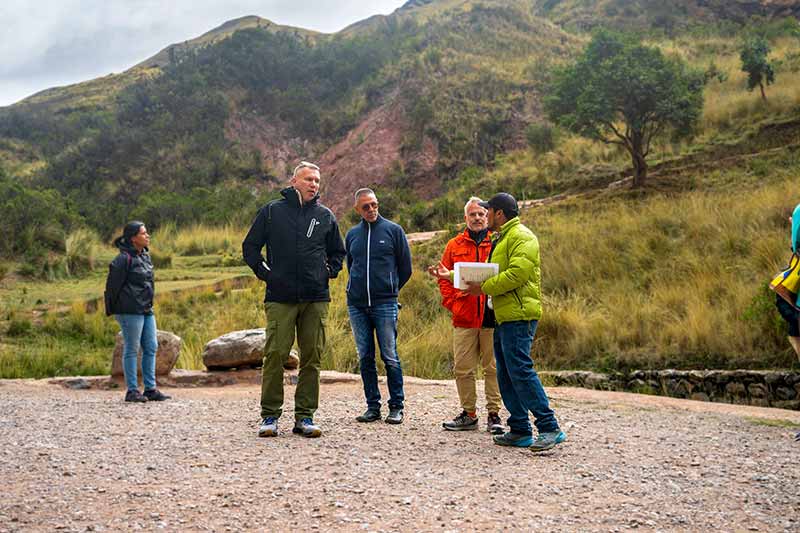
{"left": 1, "top": 380, "right": 798, "bottom": 531}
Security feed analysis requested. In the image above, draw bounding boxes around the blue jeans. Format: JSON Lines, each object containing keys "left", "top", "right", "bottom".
{"left": 348, "top": 303, "right": 404, "bottom": 411}
{"left": 115, "top": 313, "right": 158, "bottom": 392}
{"left": 494, "top": 320, "right": 559, "bottom": 436}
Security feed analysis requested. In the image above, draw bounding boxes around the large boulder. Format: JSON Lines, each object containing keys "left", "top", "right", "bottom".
{"left": 111, "top": 330, "right": 182, "bottom": 378}
{"left": 202, "top": 329, "right": 299, "bottom": 370}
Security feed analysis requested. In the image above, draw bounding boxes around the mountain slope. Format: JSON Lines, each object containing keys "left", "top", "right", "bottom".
{"left": 0, "top": 0, "right": 797, "bottom": 234}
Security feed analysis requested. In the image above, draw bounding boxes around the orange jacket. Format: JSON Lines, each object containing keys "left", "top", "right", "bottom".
{"left": 437, "top": 228, "right": 492, "bottom": 328}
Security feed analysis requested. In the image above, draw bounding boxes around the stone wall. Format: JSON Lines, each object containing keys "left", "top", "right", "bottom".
{"left": 540, "top": 370, "right": 800, "bottom": 410}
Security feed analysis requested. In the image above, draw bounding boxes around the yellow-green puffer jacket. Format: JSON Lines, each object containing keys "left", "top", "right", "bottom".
{"left": 480, "top": 217, "right": 542, "bottom": 324}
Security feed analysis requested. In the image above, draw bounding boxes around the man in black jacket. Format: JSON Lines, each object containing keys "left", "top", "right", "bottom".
{"left": 345, "top": 188, "right": 413, "bottom": 425}
{"left": 242, "top": 161, "right": 346, "bottom": 438}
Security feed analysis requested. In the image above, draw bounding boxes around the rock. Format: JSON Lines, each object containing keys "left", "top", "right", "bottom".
{"left": 201, "top": 329, "right": 298, "bottom": 370}
{"left": 690, "top": 392, "right": 710, "bottom": 403}
{"left": 284, "top": 350, "right": 299, "bottom": 370}
{"left": 111, "top": 330, "right": 181, "bottom": 377}
{"left": 775, "top": 387, "right": 797, "bottom": 401}
{"left": 764, "top": 372, "right": 788, "bottom": 385}
{"left": 584, "top": 372, "right": 609, "bottom": 390}
{"left": 747, "top": 383, "right": 768, "bottom": 399}
{"left": 725, "top": 382, "right": 747, "bottom": 402}
{"left": 667, "top": 379, "right": 693, "bottom": 399}
{"left": 202, "top": 329, "right": 264, "bottom": 370}
{"left": 62, "top": 378, "right": 91, "bottom": 390}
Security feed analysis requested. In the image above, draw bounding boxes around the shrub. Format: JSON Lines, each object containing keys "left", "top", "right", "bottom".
{"left": 525, "top": 123, "right": 558, "bottom": 154}
{"left": 7, "top": 317, "right": 32, "bottom": 337}
{"left": 65, "top": 228, "right": 101, "bottom": 276}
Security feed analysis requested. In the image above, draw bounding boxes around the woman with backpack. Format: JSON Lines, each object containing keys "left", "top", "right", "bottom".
{"left": 104, "top": 221, "right": 170, "bottom": 402}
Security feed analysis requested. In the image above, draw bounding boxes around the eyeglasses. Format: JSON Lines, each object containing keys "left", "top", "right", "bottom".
{"left": 360, "top": 201, "right": 379, "bottom": 211}
{"left": 293, "top": 161, "right": 320, "bottom": 177}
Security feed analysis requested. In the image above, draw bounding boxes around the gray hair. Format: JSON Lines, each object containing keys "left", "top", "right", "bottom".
{"left": 292, "top": 161, "right": 320, "bottom": 178}
{"left": 354, "top": 188, "right": 376, "bottom": 203}
{"left": 464, "top": 196, "right": 485, "bottom": 215}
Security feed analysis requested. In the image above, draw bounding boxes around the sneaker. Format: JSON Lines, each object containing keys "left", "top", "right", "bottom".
{"left": 293, "top": 418, "right": 322, "bottom": 438}
{"left": 258, "top": 417, "right": 279, "bottom": 437}
{"left": 356, "top": 409, "right": 382, "bottom": 423}
{"left": 487, "top": 412, "right": 504, "bottom": 435}
{"left": 143, "top": 389, "right": 171, "bottom": 401}
{"left": 530, "top": 430, "right": 567, "bottom": 452}
{"left": 492, "top": 431, "right": 533, "bottom": 447}
{"left": 385, "top": 408, "right": 404, "bottom": 425}
{"left": 442, "top": 411, "right": 478, "bottom": 431}
{"left": 124, "top": 390, "right": 148, "bottom": 403}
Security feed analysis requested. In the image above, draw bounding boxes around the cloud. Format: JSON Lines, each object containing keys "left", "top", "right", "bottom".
{"left": 0, "top": 0, "right": 405, "bottom": 106}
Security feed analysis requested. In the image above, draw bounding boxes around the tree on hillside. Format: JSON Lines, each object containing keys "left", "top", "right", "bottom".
{"left": 544, "top": 30, "right": 704, "bottom": 187}
{"left": 740, "top": 36, "right": 775, "bottom": 101}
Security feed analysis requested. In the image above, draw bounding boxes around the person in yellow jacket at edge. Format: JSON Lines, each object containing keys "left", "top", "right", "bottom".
{"left": 429, "top": 192, "right": 566, "bottom": 452}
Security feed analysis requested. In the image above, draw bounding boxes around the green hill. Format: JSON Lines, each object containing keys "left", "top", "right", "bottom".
{"left": 0, "top": 0, "right": 798, "bottom": 237}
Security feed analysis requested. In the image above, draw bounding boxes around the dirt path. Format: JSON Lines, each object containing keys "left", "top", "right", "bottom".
{"left": 1, "top": 379, "right": 799, "bottom": 532}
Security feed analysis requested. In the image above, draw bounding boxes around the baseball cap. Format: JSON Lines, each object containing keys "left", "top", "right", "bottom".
{"left": 478, "top": 193, "right": 519, "bottom": 217}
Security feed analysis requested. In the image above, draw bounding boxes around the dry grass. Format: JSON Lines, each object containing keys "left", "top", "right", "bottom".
{"left": 153, "top": 222, "right": 246, "bottom": 256}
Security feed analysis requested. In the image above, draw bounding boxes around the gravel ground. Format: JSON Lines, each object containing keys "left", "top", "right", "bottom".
{"left": 1, "top": 378, "right": 799, "bottom": 532}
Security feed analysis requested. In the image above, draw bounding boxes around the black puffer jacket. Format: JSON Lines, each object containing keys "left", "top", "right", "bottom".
{"left": 242, "top": 187, "right": 346, "bottom": 303}
{"left": 104, "top": 242, "right": 155, "bottom": 315}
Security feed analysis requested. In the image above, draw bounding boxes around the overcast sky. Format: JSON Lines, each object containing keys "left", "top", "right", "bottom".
{"left": 0, "top": 0, "right": 407, "bottom": 107}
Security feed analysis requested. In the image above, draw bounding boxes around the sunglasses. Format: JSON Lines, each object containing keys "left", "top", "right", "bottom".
{"left": 360, "top": 201, "right": 379, "bottom": 211}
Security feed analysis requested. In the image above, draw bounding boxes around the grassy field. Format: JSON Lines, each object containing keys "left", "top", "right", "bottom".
{"left": 2, "top": 145, "right": 799, "bottom": 379}
{"left": 2, "top": 19, "right": 799, "bottom": 380}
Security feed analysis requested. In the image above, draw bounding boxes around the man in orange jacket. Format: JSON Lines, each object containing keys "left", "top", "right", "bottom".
{"left": 436, "top": 197, "right": 504, "bottom": 434}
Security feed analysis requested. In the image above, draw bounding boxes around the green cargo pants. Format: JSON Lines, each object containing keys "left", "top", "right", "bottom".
{"left": 260, "top": 301, "right": 328, "bottom": 420}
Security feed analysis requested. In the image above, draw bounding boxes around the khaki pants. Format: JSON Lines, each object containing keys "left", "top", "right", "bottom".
{"left": 452, "top": 327, "right": 500, "bottom": 413}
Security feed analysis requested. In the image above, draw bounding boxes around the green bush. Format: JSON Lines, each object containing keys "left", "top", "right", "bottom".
{"left": 525, "top": 123, "right": 558, "bottom": 153}
{"left": 7, "top": 318, "right": 33, "bottom": 337}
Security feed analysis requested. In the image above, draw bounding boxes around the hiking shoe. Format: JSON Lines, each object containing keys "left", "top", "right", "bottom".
{"left": 492, "top": 431, "right": 533, "bottom": 447}
{"left": 356, "top": 409, "right": 382, "bottom": 423}
{"left": 293, "top": 418, "right": 322, "bottom": 438}
{"left": 124, "top": 390, "right": 148, "bottom": 403}
{"left": 385, "top": 408, "right": 404, "bottom": 425}
{"left": 442, "top": 411, "right": 478, "bottom": 431}
{"left": 487, "top": 412, "right": 505, "bottom": 435}
{"left": 258, "top": 417, "right": 279, "bottom": 437}
{"left": 143, "top": 389, "right": 171, "bottom": 401}
{"left": 530, "top": 430, "right": 567, "bottom": 452}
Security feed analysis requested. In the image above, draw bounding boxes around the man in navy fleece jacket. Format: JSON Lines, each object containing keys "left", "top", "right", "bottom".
{"left": 345, "top": 188, "right": 413, "bottom": 425}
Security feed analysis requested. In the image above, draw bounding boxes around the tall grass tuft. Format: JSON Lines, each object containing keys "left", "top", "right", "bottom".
{"left": 64, "top": 228, "right": 102, "bottom": 276}
{"left": 154, "top": 223, "right": 246, "bottom": 256}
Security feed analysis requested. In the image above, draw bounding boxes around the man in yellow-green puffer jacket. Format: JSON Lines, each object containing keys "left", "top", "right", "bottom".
{"left": 431, "top": 192, "right": 565, "bottom": 452}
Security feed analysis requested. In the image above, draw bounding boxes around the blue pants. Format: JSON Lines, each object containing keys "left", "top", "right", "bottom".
{"left": 494, "top": 320, "right": 558, "bottom": 436}
{"left": 115, "top": 313, "right": 158, "bottom": 392}
{"left": 348, "top": 303, "right": 404, "bottom": 411}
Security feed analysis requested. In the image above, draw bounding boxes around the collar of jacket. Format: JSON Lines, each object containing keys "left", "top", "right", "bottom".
{"left": 496, "top": 216, "right": 520, "bottom": 238}
{"left": 117, "top": 241, "right": 146, "bottom": 256}
{"left": 360, "top": 214, "right": 384, "bottom": 227}
{"left": 281, "top": 186, "right": 320, "bottom": 208}
{"left": 459, "top": 227, "right": 491, "bottom": 244}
